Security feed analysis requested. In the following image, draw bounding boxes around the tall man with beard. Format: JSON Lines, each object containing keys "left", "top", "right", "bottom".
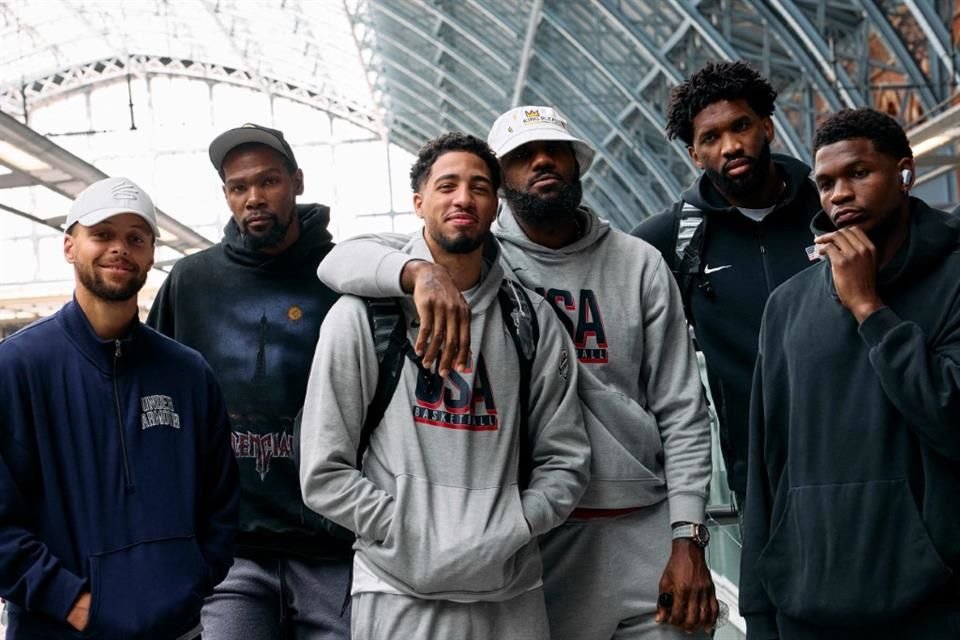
{"left": 0, "top": 177, "right": 238, "bottom": 639}
{"left": 632, "top": 61, "right": 821, "bottom": 512}
{"left": 148, "top": 125, "right": 349, "bottom": 639}
{"left": 741, "top": 108, "right": 960, "bottom": 639}
{"left": 316, "top": 109, "right": 717, "bottom": 638}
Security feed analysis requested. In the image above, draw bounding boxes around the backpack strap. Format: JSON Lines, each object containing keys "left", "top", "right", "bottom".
{"left": 358, "top": 297, "right": 415, "bottom": 467}
{"left": 335, "top": 297, "right": 414, "bottom": 614}
{"left": 497, "top": 279, "right": 539, "bottom": 489}
{"left": 291, "top": 299, "right": 411, "bottom": 546}
{"left": 672, "top": 200, "right": 707, "bottom": 326}
{"left": 674, "top": 201, "right": 704, "bottom": 263}
{"left": 364, "top": 284, "right": 540, "bottom": 487}
{"left": 291, "top": 298, "right": 410, "bottom": 475}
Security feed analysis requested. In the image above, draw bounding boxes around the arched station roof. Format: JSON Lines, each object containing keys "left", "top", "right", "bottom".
{"left": 2, "top": 0, "right": 959, "bottom": 232}
{"left": 350, "top": 0, "right": 960, "bottom": 227}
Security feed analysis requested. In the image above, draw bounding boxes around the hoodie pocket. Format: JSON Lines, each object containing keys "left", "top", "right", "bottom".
{"left": 86, "top": 536, "right": 207, "bottom": 639}
{"left": 580, "top": 388, "right": 663, "bottom": 483}
{"left": 759, "top": 480, "right": 951, "bottom": 625}
{"left": 365, "top": 475, "right": 532, "bottom": 596}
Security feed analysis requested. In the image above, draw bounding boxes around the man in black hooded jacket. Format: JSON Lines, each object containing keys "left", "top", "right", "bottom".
{"left": 632, "top": 62, "right": 821, "bottom": 509}
{"left": 148, "top": 124, "right": 349, "bottom": 639}
{"left": 740, "top": 108, "right": 960, "bottom": 639}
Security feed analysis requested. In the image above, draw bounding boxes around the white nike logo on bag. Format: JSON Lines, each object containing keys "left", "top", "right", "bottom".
{"left": 703, "top": 264, "right": 732, "bottom": 274}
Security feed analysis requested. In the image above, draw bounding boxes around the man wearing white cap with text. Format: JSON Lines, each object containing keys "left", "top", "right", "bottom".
{"left": 0, "top": 177, "right": 238, "bottom": 639}
{"left": 317, "top": 107, "right": 718, "bottom": 638}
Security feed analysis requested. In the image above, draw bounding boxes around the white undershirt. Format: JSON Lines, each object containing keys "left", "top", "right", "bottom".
{"left": 736, "top": 205, "right": 776, "bottom": 222}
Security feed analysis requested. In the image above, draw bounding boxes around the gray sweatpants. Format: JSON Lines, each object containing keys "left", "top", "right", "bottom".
{"left": 540, "top": 500, "right": 709, "bottom": 640}
{"left": 351, "top": 588, "right": 549, "bottom": 640}
{"left": 201, "top": 553, "right": 351, "bottom": 640}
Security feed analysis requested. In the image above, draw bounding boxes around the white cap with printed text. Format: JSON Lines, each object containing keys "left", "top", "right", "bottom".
{"left": 487, "top": 106, "right": 595, "bottom": 176}
{"left": 66, "top": 177, "right": 160, "bottom": 237}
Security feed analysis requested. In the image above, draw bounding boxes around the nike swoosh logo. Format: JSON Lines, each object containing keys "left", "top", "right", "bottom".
{"left": 703, "top": 264, "right": 733, "bottom": 274}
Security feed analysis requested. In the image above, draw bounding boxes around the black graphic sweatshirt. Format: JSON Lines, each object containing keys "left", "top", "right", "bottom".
{"left": 149, "top": 204, "right": 347, "bottom": 558}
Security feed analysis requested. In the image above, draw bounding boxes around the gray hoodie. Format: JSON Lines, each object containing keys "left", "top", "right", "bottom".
{"left": 316, "top": 205, "right": 711, "bottom": 523}
{"left": 301, "top": 233, "right": 590, "bottom": 602}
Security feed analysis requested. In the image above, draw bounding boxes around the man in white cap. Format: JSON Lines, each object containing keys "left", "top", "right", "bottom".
{"left": 0, "top": 177, "right": 238, "bottom": 639}
{"left": 148, "top": 124, "right": 349, "bottom": 639}
{"left": 316, "top": 107, "right": 719, "bottom": 638}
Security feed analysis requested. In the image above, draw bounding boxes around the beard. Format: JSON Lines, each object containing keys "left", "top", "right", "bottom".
{"left": 428, "top": 228, "right": 486, "bottom": 255}
{"left": 240, "top": 214, "right": 292, "bottom": 251}
{"left": 705, "top": 138, "right": 773, "bottom": 198}
{"left": 503, "top": 176, "right": 583, "bottom": 229}
{"left": 76, "top": 262, "right": 147, "bottom": 302}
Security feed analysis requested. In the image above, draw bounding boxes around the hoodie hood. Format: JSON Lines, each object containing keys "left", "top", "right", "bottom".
{"left": 681, "top": 153, "right": 813, "bottom": 215}
{"left": 223, "top": 203, "right": 333, "bottom": 271}
{"left": 813, "top": 198, "right": 960, "bottom": 289}
{"left": 809, "top": 207, "right": 836, "bottom": 237}
{"left": 492, "top": 201, "right": 610, "bottom": 260}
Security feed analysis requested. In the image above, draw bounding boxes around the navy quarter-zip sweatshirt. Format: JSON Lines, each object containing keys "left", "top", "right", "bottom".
{"left": 0, "top": 299, "right": 239, "bottom": 639}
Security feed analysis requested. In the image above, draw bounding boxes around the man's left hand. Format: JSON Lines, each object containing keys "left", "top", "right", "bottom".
{"left": 815, "top": 226, "right": 885, "bottom": 323}
{"left": 656, "top": 539, "right": 718, "bottom": 633}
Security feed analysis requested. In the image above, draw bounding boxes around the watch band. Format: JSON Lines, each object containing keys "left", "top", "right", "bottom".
{"left": 671, "top": 523, "right": 709, "bottom": 547}
{"left": 671, "top": 524, "right": 698, "bottom": 540}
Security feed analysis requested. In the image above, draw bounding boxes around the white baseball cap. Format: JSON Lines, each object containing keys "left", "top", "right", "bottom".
{"left": 66, "top": 177, "right": 160, "bottom": 237}
{"left": 487, "top": 106, "right": 595, "bottom": 176}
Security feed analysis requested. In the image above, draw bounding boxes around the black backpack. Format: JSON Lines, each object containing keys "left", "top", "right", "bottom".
{"left": 294, "top": 278, "right": 540, "bottom": 540}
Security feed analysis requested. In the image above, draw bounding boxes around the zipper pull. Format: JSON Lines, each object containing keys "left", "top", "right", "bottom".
{"left": 114, "top": 339, "right": 121, "bottom": 358}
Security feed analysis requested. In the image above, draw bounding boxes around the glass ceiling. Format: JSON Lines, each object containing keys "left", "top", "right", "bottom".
{"left": 0, "top": 0, "right": 382, "bottom": 134}
{"left": 0, "top": 0, "right": 427, "bottom": 326}
{"left": 3, "top": 0, "right": 960, "bottom": 228}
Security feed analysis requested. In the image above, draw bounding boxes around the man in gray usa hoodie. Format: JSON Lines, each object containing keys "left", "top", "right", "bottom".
{"left": 316, "top": 108, "right": 716, "bottom": 638}
{"left": 298, "top": 132, "right": 590, "bottom": 640}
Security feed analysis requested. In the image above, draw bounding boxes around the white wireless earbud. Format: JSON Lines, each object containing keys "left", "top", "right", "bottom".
{"left": 900, "top": 168, "right": 913, "bottom": 186}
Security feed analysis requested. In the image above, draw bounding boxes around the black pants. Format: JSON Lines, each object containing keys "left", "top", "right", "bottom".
{"left": 773, "top": 601, "right": 960, "bottom": 640}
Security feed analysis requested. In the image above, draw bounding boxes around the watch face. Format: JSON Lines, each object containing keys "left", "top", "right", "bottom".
{"left": 694, "top": 524, "right": 710, "bottom": 547}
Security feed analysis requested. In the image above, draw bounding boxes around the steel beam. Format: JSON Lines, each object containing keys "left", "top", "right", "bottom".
{"left": 0, "top": 110, "right": 211, "bottom": 255}
{"left": 367, "top": 5, "right": 509, "bottom": 97}
{"left": 766, "top": 0, "right": 864, "bottom": 108}
{"left": 855, "top": 0, "right": 938, "bottom": 110}
{"left": 0, "top": 55, "right": 381, "bottom": 136}
{"left": 666, "top": 0, "right": 818, "bottom": 160}
{"left": 542, "top": 9, "right": 683, "bottom": 196}
{"left": 511, "top": 0, "right": 543, "bottom": 107}
{"left": 904, "top": 0, "right": 960, "bottom": 88}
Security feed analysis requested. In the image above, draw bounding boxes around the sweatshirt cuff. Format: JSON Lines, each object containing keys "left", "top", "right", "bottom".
{"left": 375, "top": 252, "right": 415, "bottom": 297}
{"left": 521, "top": 492, "right": 555, "bottom": 537}
{"left": 369, "top": 497, "right": 397, "bottom": 543}
{"left": 858, "top": 305, "right": 901, "bottom": 347}
{"left": 744, "top": 612, "right": 779, "bottom": 639}
{"left": 668, "top": 493, "right": 706, "bottom": 525}
{"left": 43, "top": 568, "right": 87, "bottom": 623}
